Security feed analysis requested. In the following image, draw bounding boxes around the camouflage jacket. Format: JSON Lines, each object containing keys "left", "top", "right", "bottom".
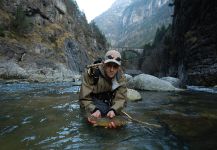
{"left": 79, "top": 65, "right": 127, "bottom": 115}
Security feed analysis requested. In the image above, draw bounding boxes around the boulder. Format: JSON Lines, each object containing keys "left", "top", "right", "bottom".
{"left": 128, "top": 74, "right": 183, "bottom": 91}
{"left": 160, "top": 76, "right": 182, "bottom": 88}
{"left": 127, "top": 88, "right": 142, "bottom": 101}
{"left": 27, "top": 63, "right": 78, "bottom": 82}
{"left": 124, "top": 74, "right": 133, "bottom": 82}
{"left": 0, "top": 61, "right": 29, "bottom": 79}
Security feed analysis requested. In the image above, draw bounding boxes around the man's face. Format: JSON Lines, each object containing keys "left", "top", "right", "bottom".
{"left": 104, "top": 62, "right": 119, "bottom": 79}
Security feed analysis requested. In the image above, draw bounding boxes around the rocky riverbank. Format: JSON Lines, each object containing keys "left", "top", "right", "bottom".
{"left": 0, "top": 0, "right": 107, "bottom": 83}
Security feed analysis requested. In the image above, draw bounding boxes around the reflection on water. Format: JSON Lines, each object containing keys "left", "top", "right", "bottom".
{"left": 0, "top": 82, "right": 217, "bottom": 149}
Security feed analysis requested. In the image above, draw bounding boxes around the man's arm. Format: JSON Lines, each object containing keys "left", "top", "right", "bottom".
{"left": 79, "top": 71, "right": 97, "bottom": 113}
{"left": 110, "top": 75, "right": 127, "bottom": 114}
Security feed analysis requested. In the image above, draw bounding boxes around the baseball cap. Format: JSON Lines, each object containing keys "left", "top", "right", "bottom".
{"left": 104, "top": 50, "right": 121, "bottom": 66}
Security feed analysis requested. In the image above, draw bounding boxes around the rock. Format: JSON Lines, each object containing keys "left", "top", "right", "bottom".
{"left": 128, "top": 74, "right": 183, "bottom": 91}
{"left": 127, "top": 88, "right": 142, "bottom": 101}
{"left": 0, "top": 61, "right": 29, "bottom": 79}
{"left": 27, "top": 63, "right": 78, "bottom": 82}
{"left": 28, "top": 74, "right": 47, "bottom": 82}
{"left": 172, "top": 0, "right": 217, "bottom": 86}
{"left": 125, "top": 69, "right": 143, "bottom": 77}
{"left": 0, "top": 0, "right": 107, "bottom": 82}
{"left": 55, "top": 0, "right": 67, "bottom": 14}
{"left": 125, "top": 74, "right": 133, "bottom": 82}
{"left": 160, "top": 76, "right": 182, "bottom": 88}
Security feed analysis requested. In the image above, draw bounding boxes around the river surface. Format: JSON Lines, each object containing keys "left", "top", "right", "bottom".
{"left": 0, "top": 82, "right": 217, "bottom": 150}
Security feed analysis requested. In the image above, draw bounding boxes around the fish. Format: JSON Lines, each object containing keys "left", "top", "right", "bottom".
{"left": 88, "top": 116, "right": 128, "bottom": 128}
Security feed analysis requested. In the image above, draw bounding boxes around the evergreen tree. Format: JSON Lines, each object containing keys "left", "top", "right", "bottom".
{"left": 90, "top": 21, "right": 107, "bottom": 48}
{"left": 153, "top": 25, "right": 166, "bottom": 46}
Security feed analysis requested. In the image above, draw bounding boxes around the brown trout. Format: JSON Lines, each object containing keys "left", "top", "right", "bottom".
{"left": 88, "top": 116, "right": 128, "bottom": 127}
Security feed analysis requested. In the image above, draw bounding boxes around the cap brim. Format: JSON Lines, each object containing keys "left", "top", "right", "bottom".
{"left": 104, "top": 59, "right": 121, "bottom": 65}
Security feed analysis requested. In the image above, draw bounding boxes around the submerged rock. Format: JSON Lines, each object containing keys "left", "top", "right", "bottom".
{"left": 160, "top": 114, "right": 217, "bottom": 150}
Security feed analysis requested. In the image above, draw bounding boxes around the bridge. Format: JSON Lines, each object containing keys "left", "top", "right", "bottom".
{"left": 109, "top": 47, "right": 144, "bottom": 55}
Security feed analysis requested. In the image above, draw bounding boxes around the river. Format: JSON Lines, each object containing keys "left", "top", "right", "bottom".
{"left": 0, "top": 82, "right": 217, "bottom": 149}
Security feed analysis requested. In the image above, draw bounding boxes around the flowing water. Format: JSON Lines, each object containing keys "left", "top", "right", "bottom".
{"left": 0, "top": 82, "right": 217, "bottom": 150}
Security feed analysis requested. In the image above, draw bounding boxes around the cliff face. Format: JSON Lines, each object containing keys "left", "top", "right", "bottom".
{"left": 94, "top": 0, "right": 133, "bottom": 47}
{"left": 95, "top": 0, "right": 172, "bottom": 47}
{"left": 172, "top": 0, "right": 217, "bottom": 86}
{"left": 0, "top": 0, "right": 107, "bottom": 82}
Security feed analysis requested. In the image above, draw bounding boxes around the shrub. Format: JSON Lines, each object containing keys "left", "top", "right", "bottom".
{"left": 11, "top": 5, "right": 33, "bottom": 35}
{"left": 0, "top": 0, "right": 3, "bottom": 7}
{"left": 0, "top": 25, "right": 5, "bottom": 37}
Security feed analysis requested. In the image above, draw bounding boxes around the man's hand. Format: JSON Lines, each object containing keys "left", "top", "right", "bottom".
{"left": 107, "top": 110, "right": 116, "bottom": 128}
{"left": 92, "top": 110, "right": 101, "bottom": 118}
{"left": 107, "top": 110, "right": 116, "bottom": 118}
{"left": 88, "top": 110, "right": 101, "bottom": 124}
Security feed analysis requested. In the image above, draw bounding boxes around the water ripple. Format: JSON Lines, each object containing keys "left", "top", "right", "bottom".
{"left": 21, "top": 135, "right": 36, "bottom": 142}
{"left": 0, "top": 125, "right": 18, "bottom": 135}
{"left": 187, "top": 86, "right": 217, "bottom": 94}
{"left": 0, "top": 82, "right": 80, "bottom": 98}
{"left": 53, "top": 102, "right": 79, "bottom": 112}
{"left": 22, "top": 116, "right": 33, "bottom": 124}
{"left": 37, "top": 136, "right": 58, "bottom": 145}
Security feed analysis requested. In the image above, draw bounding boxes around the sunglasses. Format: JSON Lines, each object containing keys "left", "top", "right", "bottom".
{"left": 107, "top": 55, "right": 121, "bottom": 62}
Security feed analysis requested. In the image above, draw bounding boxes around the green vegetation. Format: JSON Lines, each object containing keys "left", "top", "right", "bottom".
{"left": 90, "top": 21, "right": 108, "bottom": 49}
{"left": 121, "top": 50, "right": 140, "bottom": 69}
{"left": 0, "top": 0, "right": 3, "bottom": 7}
{"left": 0, "top": 25, "right": 5, "bottom": 37}
{"left": 11, "top": 5, "right": 33, "bottom": 35}
{"left": 153, "top": 25, "right": 167, "bottom": 46}
{"left": 139, "top": 24, "right": 174, "bottom": 76}
{"left": 141, "top": 24, "right": 170, "bottom": 50}
{"left": 122, "top": 50, "right": 139, "bottom": 61}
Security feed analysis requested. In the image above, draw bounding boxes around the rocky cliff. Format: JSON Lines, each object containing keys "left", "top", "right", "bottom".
{"left": 172, "top": 0, "right": 217, "bottom": 86}
{"left": 0, "top": 0, "right": 107, "bottom": 82}
{"left": 94, "top": 0, "right": 173, "bottom": 47}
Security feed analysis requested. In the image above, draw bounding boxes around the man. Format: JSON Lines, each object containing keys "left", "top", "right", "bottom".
{"left": 79, "top": 50, "right": 127, "bottom": 128}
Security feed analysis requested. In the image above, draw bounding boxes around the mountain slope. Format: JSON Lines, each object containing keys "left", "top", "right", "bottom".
{"left": 94, "top": 0, "right": 173, "bottom": 47}
{"left": 0, "top": 0, "right": 107, "bottom": 82}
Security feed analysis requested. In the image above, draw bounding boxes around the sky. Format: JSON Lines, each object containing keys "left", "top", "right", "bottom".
{"left": 76, "top": 0, "right": 116, "bottom": 22}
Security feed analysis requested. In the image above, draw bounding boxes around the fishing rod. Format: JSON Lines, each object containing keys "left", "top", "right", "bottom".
{"left": 121, "top": 110, "right": 161, "bottom": 128}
